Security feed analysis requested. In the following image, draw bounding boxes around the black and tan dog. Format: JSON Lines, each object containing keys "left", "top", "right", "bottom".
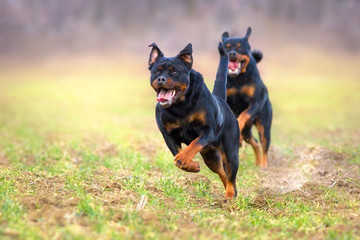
{"left": 148, "top": 43, "right": 240, "bottom": 199}
{"left": 221, "top": 27, "right": 272, "bottom": 169}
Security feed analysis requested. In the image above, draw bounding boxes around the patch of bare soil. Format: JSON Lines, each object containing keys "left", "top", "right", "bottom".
{"left": 83, "top": 168, "right": 141, "bottom": 211}
{"left": 179, "top": 173, "right": 225, "bottom": 205}
{"left": 14, "top": 171, "right": 88, "bottom": 230}
{"left": 12, "top": 167, "right": 147, "bottom": 236}
{"left": 86, "top": 168, "right": 220, "bottom": 238}
{"left": 259, "top": 145, "right": 360, "bottom": 194}
{"left": 81, "top": 133, "right": 120, "bottom": 158}
{"left": 129, "top": 137, "right": 165, "bottom": 159}
{"left": 0, "top": 154, "right": 9, "bottom": 166}
{"left": 247, "top": 144, "right": 360, "bottom": 236}
{"left": 94, "top": 141, "right": 119, "bottom": 159}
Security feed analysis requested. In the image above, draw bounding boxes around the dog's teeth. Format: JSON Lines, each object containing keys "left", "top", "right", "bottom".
{"left": 171, "top": 90, "right": 175, "bottom": 97}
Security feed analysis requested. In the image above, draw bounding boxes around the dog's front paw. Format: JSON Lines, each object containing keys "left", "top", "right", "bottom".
{"left": 174, "top": 152, "right": 200, "bottom": 172}
{"left": 218, "top": 42, "right": 226, "bottom": 57}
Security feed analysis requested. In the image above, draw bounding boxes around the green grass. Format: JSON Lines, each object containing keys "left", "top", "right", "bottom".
{"left": 1, "top": 55, "right": 360, "bottom": 239}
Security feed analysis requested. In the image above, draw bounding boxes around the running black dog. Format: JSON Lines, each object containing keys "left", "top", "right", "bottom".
{"left": 222, "top": 27, "right": 272, "bottom": 169}
{"left": 148, "top": 42, "right": 240, "bottom": 199}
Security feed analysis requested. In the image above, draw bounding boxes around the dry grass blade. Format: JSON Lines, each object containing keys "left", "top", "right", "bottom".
{"left": 136, "top": 195, "right": 148, "bottom": 210}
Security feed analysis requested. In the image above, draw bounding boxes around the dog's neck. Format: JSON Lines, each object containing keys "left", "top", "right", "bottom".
{"left": 161, "top": 69, "right": 207, "bottom": 117}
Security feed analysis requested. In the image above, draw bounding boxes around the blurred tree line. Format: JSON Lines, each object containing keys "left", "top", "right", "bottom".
{"left": 0, "top": 0, "right": 359, "bottom": 57}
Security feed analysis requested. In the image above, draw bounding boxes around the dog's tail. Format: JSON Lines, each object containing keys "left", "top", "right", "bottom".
{"left": 212, "top": 42, "right": 229, "bottom": 100}
{"left": 252, "top": 50, "right": 263, "bottom": 63}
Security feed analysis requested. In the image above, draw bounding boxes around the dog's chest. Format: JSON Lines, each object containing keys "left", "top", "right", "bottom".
{"left": 226, "top": 86, "right": 254, "bottom": 115}
{"left": 163, "top": 111, "right": 207, "bottom": 143}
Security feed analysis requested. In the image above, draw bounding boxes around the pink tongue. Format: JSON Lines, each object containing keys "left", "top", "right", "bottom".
{"left": 229, "top": 61, "right": 238, "bottom": 71}
{"left": 157, "top": 89, "right": 173, "bottom": 102}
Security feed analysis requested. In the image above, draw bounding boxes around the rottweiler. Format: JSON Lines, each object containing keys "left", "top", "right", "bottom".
{"left": 221, "top": 27, "right": 272, "bottom": 169}
{"left": 148, "top": 42, "right": 240, "bottom": 199}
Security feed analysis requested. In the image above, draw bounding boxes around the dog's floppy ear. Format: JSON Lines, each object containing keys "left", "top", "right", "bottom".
{"left": 222, "top": 32, "right": 229, "bottom": 42}
{"left": 177, "top": 43, "right": 193, "bottom": 70}
{"left": 244, "top": 27, "right": 251, "bottom": 41}
{"left": 148, "top": 43, "right": 164, "bottom": 70}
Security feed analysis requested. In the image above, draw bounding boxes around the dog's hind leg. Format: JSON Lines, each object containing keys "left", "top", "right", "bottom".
{"left": 242, "top": 126, "right": 262, "bottom": 167}
{"left": 200, "top": 148, "right": 226, "bottom": 188}
{"left": 255, "top": 119, "right": 271, "bottom": 169}
{"left": 220, "top": 136, "right": 239, "bottom": 200}
{"left": 255, "top": 100, "right": 272, "bottom": 169}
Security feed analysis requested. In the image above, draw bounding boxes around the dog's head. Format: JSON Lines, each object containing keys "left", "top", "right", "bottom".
{"left": 148, "top": 43, "right": 193, "bottom": 108}
{"left": 221, "top": 27, "right": 252, "bottom": 78}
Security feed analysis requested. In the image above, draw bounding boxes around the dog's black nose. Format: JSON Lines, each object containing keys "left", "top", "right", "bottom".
{"left": 228, "top": 51, "right": 237, "bottom": 61}
{"left": 157, "top": 76, "right": 166, "bottom": 85}
{"left": 229, "top": 51, "right": 236, "bottom": 57}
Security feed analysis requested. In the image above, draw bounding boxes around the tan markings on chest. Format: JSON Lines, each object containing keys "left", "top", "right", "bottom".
{"left": 227, "top": 87, "right": 238, "bottom": 97}
{"left": 186, "top": 111, "right": 206, "bottom": 124}
{"left": 227, "top": 85, "right": 256, "bottom": 97}
{"left": 164, "top": 111, "right": 207, "bottom": 132}
{"left": 165, "top": 121, "right": 181, "bottom": 132}
{"left": 240, "top": 85, "right": 255, "bottom": 97}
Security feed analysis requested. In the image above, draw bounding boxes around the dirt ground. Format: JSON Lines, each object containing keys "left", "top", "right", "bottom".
{"left": 1, "top": 136, "right": 359, "bottom": 240}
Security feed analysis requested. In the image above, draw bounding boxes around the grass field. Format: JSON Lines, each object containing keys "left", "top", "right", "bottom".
{"left": 1, "top": 51, "right": 360, "bottom": 239}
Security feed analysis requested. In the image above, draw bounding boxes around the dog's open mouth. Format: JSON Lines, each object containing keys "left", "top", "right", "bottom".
{"left": 228, "top": 60, "right": 245, "bottom": 76}
{"left": 156, "top": 88, "right": 181, "bottom": 107}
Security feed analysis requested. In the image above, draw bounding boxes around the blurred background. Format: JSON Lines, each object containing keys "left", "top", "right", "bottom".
{"left": 0, "top": 0, "right": 360, "bottom": 149}
{"left": 1, "top": 0, "right": 360, "bottom": 62}
{"left": 1, "top": 0, "right": 360, "bottom": 74}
